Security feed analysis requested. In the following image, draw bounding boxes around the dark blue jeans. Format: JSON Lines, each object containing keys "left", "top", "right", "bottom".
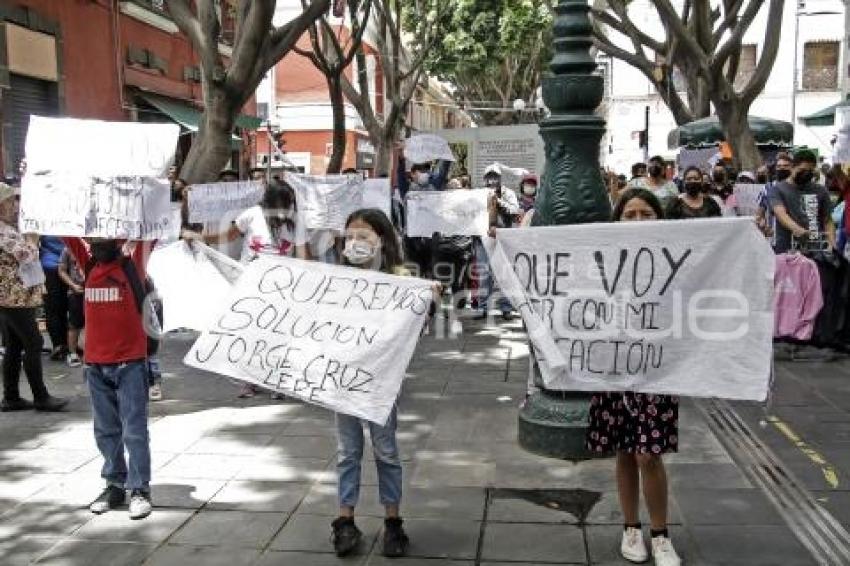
{"left": 86, "top": 361, "right": 151, "bottom": 490}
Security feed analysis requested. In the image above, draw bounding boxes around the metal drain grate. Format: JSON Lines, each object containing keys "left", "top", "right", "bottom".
{"left": 699, "top": 399, "right": 850, "bottom": 566}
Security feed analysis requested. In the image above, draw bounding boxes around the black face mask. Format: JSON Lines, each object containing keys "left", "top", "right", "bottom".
{"left": 794, "top": 170, "right": 814, "bottom": 186}
{"left": 648, "top": 165, "right": 663, "bottom": 177}
{"left": 684, "top": 182, "right": 702, "bottom": 196}
{"left": 90, "top": 241, "right": 121, "bottom": 264}
{"left": 775, "top": 169, "right": 792, "bottom": 181}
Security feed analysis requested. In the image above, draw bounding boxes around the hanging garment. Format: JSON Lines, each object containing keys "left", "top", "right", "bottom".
{"left": 809, "top": 252, "right": 850, "bottom": 346}
{"left": 774, "top": 253, "right": 824, "bottom": 341}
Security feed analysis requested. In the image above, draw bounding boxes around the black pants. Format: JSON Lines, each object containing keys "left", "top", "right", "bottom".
{"left": 433, "top": 250, "right": 469, "bottom": 297}
{"left": 0, "top": 307, "right": 49, "bottom": 402}
{"left": 43, "top": 268, "right": 68, "bottom": 351}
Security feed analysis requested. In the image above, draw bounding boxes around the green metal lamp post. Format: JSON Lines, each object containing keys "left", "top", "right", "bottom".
{"left": 518, "top": 0, "right": 612, "bottom": 459}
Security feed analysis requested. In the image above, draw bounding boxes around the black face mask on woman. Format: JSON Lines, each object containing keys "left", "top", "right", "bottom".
{"left": 684, "top": 182, "right": 702, "bottom": 196}
{"left": 90, "top": 241, "right": 122, "bottom": 264}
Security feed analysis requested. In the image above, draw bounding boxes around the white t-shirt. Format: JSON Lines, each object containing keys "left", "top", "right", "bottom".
{"left": 235, "top": 206, "right": 306, "bottom": 263}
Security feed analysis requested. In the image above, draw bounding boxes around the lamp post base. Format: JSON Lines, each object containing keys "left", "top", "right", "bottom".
{"left": 518, "top": 390, "right": 593, "bottom": 460}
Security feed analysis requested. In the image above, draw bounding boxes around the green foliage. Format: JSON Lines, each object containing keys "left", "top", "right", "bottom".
{"left": 405, "top": 0, "right": 554, "bottom": 124}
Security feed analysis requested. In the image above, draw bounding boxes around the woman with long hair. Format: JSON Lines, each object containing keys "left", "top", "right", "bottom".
{"left": 330, "top": 208, "right": 413, "bottom": 559}
{"left": 589, "top": 188, "right": 681, "bottom": 566}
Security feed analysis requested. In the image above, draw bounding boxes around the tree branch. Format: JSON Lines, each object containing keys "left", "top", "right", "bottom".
{"left": 263, "top": 0, "right": 331, "bottom": 73}
{"left": 742, "top": 0, "right": 784, "bottom": 104}
{"left": 167, "top": 0, "right": 222, "bottom": 82}
{"left": 713, "top": 0, "right": 764, "bottom": 70}
{"left": 711, "top": 0, "right": 746, "bottom": 46}
{"left": 651, "top": 0, "right": 712, "bottom": 78}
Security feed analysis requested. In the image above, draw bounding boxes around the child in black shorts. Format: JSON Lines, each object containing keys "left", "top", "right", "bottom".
{"left": 58, "top": 248, "right": 84, "bottom": 367}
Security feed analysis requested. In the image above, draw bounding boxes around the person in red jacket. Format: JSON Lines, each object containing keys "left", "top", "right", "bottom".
{"left": 64, "top": 237, "right": 155, "bottom": 520}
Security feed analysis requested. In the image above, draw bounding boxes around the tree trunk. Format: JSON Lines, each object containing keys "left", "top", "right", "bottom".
{"left": 180, "top": 85, "right": 239, "bottom": 183}
{"left": 374, "top": 135, "right": 392, "bottom": 177}
{"left": 326, "top": 74, "right": 347, "bottom": 174}
{"left": 715, "top": 98, "right": 761, "bottom": 172}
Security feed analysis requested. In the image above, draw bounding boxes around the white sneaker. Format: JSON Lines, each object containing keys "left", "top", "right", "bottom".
{"left": 621, "top": 527, "right": 649, "bottom": 563}
{"left": 651, "top": 535, "right": 681, "bottom": 566}
{"left": 128, "top": 490, "right": 152, "bottom": 520}
{"left": 66, "top": 353, "right": 82, "bottom": 368}
{"left": 149, "top": 383, "right": 163, "bottom": 402}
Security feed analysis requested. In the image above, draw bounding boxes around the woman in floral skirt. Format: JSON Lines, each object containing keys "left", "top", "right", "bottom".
{"left": 586, "top": 188, "right": 681, "bottom": 566}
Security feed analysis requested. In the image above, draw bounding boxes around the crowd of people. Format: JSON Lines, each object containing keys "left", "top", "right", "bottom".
{"left": 0, "top": 141, "right": 843, "bottom": 565}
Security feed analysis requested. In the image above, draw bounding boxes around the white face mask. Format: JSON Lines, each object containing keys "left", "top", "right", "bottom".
{"left": 521, "top": 184, "right": 537, "bottom": 197}
{"left": 343, "top": 239, "right": 378, "bottom": 265}
{"left": 415, "top": 172, "right": 430, "bottom": 186}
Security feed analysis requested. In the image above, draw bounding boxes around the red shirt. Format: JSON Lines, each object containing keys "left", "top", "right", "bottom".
{"left": 63, "top": 239, "right": 155, "bottom": 365}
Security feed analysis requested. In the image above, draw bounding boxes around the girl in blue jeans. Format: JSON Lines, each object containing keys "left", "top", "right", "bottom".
{"left": 331, "top": 208, "right": 419, "bottom": 558}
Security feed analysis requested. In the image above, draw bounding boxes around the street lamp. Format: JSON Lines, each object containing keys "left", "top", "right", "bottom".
{"left": 791, "top": 4, "right": 842, "bottom": 130}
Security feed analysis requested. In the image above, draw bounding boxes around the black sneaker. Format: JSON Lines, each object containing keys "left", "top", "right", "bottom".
{"left": 0, "top": 397, "right": 34, "bottom": 412}
{"left": 331, "top": 517, "right": 362, "bottom": 557}
{"left": 89, "top": 484, "right": 126, "bottom": 514}
{"left": 382, "top": 517, "right": 410, "bottom": 558}
{"left": 34, "top": 395, "right": 68, "bottom": 412}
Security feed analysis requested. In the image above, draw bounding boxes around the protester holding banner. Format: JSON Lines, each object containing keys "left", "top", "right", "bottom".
{"left": 665, "top": 166, "right": 721, "bottom": 220}
{"left": 0, "top": 184, "right": 68, "bottom": 413}
{"left": 189, "top": 179, "right": 307, "bottom": 264}
{"left": 586, "top": 188, "right": 681, "bottom": 566}
{"left": 332, "top": 208, "right": 414, "bottom": 559}
{"left": 63, "top": 236, "right": 156, "bottom": 520}
{"left": 474, "top": 166, "right": 518, "bottom": 320}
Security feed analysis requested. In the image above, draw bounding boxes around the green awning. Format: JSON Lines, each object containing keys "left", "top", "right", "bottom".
{"left": 235, "top": 113, "right": 262, "bottom": 130}
{"left": 138, "top": 92, "right": 261, "bottom": 133}
{"left": 668, "top": 115, "right": 794, "bottom": 149}
{"left": 799, "top": 100, "right": 850, "bottom": 127}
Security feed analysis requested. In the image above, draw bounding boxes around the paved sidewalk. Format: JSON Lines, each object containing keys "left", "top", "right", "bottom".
{"left": 0, "top": 314, "right": 818, "bottom": 565}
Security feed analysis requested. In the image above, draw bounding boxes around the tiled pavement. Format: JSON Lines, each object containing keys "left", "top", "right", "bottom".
{"left": 0, "top": 315, "right": 827, "bottom": 565}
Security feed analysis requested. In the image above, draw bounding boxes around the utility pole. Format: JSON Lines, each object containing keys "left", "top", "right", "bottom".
{"left": 643, "top": 105, "right": 650, "bottom": 162}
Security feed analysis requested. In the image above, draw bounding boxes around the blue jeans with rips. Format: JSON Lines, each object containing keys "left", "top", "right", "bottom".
{"left": 335, "top": 406, "right": 402, "bottom": 508}
{"left": 86, "top": 361, "right": 151, "bottom": 491}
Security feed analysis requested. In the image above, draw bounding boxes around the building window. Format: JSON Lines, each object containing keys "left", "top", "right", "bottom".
{"left": 733, "top": 44, "right": 757, "bottom": 90}
{"left": 802, "top": 41, "right": 839, "bottom": 91}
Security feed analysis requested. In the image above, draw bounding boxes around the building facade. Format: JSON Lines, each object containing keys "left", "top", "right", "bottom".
{"left": 0, "top": 0, "right": 258, "bottom": 179}
{"left": 599, "top": 0, "right": 846, "bottom": 174}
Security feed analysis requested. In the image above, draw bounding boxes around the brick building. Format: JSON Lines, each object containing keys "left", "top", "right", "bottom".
{"left": 0, "top": 0, "right": 259, "bottom": 179}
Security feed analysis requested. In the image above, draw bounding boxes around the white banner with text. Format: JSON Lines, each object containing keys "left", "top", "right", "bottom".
{"left": 487, "top": 218, "right": 775, "bottom": 401}
{"left": 406, "top": 189, "right": 490, "bottom": 237}
{"left": 185, "top": 256, "right": 432, "bottom": 424}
